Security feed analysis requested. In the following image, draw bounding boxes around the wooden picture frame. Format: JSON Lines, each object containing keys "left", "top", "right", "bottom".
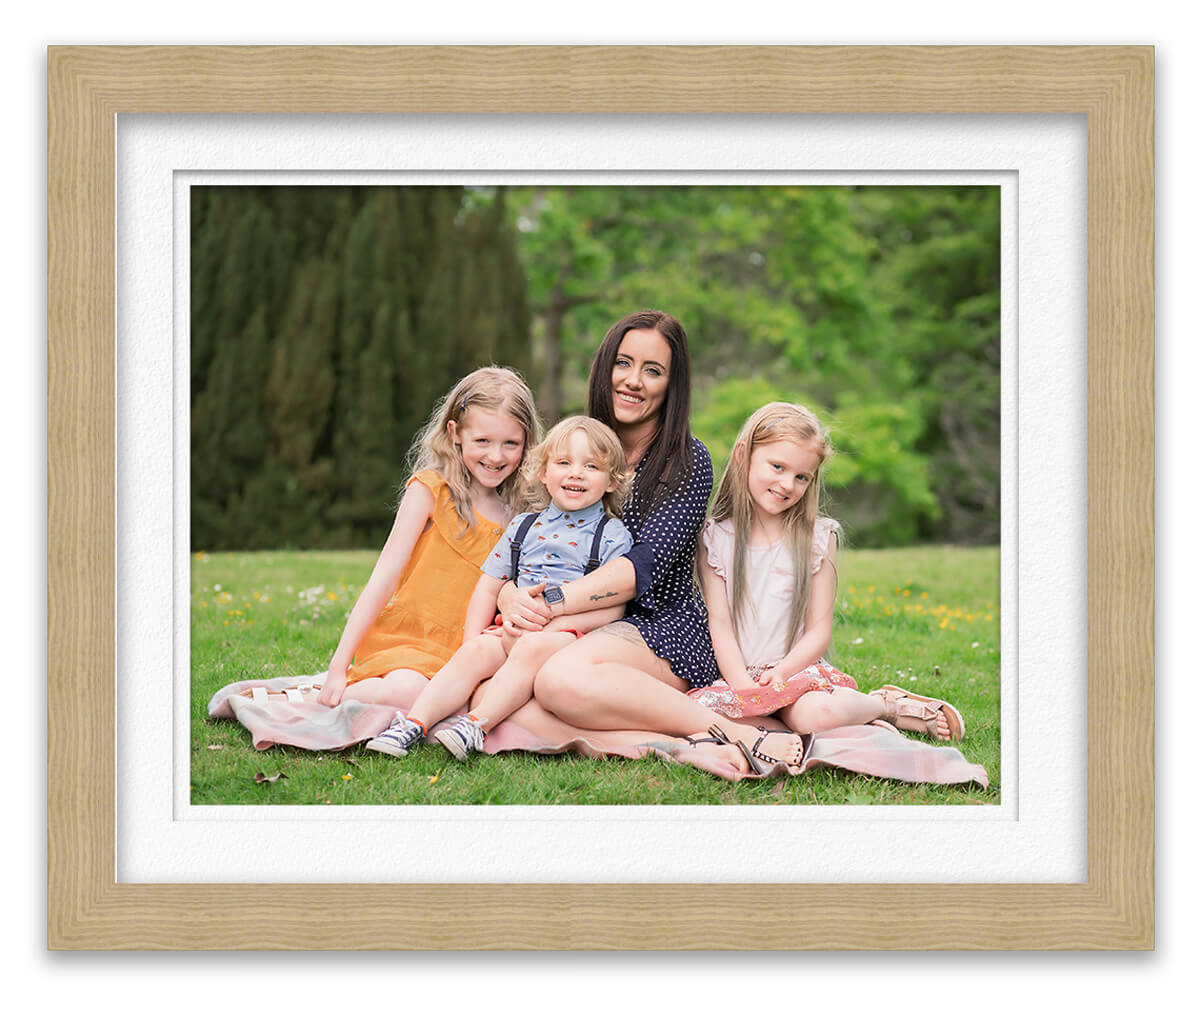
{"left": 47, "top": 45, "right": 1153, "bottom": 950}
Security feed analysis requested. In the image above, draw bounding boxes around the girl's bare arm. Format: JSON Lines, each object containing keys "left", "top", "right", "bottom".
{"left": 767, "top": 545, "right": 838, "bottom": 681}
{"left": 462, "top": 574, "right": 505, "bottom": 639}
{"left": 697, "top": 553, "right": 756, "bottom": 690}
{"left": 318, "top": 480, "right": 436, "bottom": 706}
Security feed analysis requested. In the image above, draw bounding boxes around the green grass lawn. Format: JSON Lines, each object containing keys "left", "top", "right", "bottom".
{"left": 192, "top": 545, "right": 1001, "bottom": 806}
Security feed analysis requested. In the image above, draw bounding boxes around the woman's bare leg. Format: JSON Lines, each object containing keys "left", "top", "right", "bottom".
{"left": 534, "top": 624, "right": 804, "bottom": 765}
{"left": 502, "top": 689, "right": 749, "bottom": 774}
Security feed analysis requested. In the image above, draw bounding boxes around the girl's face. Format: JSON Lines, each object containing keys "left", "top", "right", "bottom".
{"left": 541, "top": 428, "right": 616, "bottom": 513}
{"left": 745, "top": 439, "right": 822, "bottom": 521}
{"left": 610, "top": 328, "right": 671, "bottom": 428}
{"left": 448, "top": 407, "right": 526, "bottom": 492}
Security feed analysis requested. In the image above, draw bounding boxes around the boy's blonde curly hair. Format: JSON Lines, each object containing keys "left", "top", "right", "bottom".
{"left": 517, "top": 416, "right": 632, "bottom": 518}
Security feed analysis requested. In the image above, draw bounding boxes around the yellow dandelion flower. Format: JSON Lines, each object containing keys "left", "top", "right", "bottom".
{"left": 341, "top": 773, "right": 353, "bottom": 781}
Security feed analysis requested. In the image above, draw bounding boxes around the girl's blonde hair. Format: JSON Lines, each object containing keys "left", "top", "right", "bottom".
{"left": 709, "top": 402, "right": 837, "bottom": 651}
{"left": 406, "top": 366, "right": 542, "bottom": 528}
{"left": 517, "top": 416, "right": 633, "bottom": 518}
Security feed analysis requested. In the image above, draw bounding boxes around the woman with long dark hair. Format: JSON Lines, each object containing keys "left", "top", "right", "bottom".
{"left": 497, "top": 309, "right": 808, "bottom": 770}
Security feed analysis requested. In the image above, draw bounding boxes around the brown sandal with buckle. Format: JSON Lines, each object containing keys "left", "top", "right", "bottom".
{"left": 867, "top": 684, "right": 965, "bottom": 741}
{"left": 707, "top": 724, "right": 805, "bottom": 774}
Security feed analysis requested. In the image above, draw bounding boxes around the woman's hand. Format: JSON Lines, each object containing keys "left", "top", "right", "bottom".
{"left": 496, "top": 581, "right": 552, "bottom": 636}
{"left": 317, "top": 664, "right": 348, "bottom": 707}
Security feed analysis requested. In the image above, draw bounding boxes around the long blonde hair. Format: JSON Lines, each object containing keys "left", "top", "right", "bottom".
{"left": 516, "top": 416, "right": 633, "bottom": 518}
{"left": 708, "top": 402, "right": 836, "bottom": 650}
{"left": 406, "top": 366, "right": 542, "bottom": 528}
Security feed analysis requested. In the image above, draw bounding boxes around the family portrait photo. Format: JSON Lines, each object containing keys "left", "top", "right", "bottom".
{"left": 40, "top": 34, "right": 1157, "bottom": 967}
{"left": 192, "top": 182, "right": 1001, "bottom": 806}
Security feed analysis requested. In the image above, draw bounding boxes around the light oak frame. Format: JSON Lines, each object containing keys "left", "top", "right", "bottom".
{"left": 47, "top": 46, "right": 1153, "bottom": 949}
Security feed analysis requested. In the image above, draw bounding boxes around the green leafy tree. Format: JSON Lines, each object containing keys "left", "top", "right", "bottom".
{"left": 191, "top": 185, "right": 531, "bottom": 550}
{"left": 507, "top": 184, "right": 999, "bottom": 546}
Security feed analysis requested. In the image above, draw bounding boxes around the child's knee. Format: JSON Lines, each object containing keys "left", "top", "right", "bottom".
{"left": 506, "top": 633, "right": 543, "bottom": 664}
{"left": 789, "top": 696, "right": 839, "bottom": 733}
{"left": 460, "top": 633, "right": 504, "bottom": 666}
{"left": 512, "top": 629, "right": 569, "bottom": 657}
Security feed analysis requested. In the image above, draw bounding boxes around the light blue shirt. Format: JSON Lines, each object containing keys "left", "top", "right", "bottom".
{"left": 481, "top": 500, "right": 633, "bottom": 588}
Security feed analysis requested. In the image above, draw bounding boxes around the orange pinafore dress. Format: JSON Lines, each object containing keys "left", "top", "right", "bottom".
{"left": 345, "top": 470, "right": 506, "bottom": 685}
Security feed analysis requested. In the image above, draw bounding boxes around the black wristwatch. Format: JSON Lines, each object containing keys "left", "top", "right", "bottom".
{"left": 544, "top": 584, "right": 565, "bottom": 613}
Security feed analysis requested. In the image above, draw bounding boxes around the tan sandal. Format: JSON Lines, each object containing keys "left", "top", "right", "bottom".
{"left": 867, "top": 684, "right": 965, "bottom": 741}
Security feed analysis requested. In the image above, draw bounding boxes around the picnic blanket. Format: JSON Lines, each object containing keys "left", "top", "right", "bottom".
{"left": 207, "top": 673, "right": 989, "bottom": 788}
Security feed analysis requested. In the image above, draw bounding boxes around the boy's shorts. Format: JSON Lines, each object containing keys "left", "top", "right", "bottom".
{"left": 482, "top": 623, "right": 584, "bottom": 640}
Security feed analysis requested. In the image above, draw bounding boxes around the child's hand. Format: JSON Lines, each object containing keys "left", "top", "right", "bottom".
{"left": 755, "top": 664, "right": 783, "bottom": 686}
{"left": 318, "top": 665, "right": 348, "bottom": 707}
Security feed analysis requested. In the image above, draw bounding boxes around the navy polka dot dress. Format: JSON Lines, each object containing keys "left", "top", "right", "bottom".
{"left": 622, "top": 436, "right": 719, "bottom": 689}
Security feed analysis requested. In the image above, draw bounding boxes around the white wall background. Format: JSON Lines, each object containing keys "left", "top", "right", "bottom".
{"left": 11, "top": 2, "right": 1187, "bottom": 1007}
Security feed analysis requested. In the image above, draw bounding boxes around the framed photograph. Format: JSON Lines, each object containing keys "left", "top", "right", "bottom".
{"left": 48, "top": 45, "right": 1153, "bottom": 949}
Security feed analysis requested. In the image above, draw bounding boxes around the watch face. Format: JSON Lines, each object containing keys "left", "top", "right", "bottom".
{"left": 545, "top": 585, "right": 565, "bottom": 605}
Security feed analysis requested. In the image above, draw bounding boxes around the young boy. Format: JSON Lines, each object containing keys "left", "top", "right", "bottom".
{"left": 366, "top": 417, "right": 634, "bottom": 759}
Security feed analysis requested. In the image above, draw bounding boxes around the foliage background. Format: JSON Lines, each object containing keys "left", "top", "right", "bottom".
{"left": 191, "top": 184, "right": 1000, "bottom": 550}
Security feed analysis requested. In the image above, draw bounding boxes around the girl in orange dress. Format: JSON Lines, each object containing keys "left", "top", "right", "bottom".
{"left": 215, "top": 366, "right": 541, "bottom": 721}
{"left": 319, "top": 366, "right": 541, "bottom": 709}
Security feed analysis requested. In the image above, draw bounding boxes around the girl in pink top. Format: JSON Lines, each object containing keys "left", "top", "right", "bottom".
{"left": 692, "top": 402, "right": 965, "bottom": 771}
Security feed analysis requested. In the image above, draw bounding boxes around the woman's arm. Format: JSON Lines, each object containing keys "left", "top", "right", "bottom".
{"left": 318, "top": 480, "right": 436, "bottom": 706}
{"left": 553, "top": 556, "right": 638, "bottom": 614}
{"left": 545, "top": 602, "right": 627, "bottom": 634}
{"left": 762, "top": 544, "right": 838, "bottom": 682}
{"left": 697, "top": 552, "right": 756, "bottom": 690}
{"left": 495, "top": 557, "right": 637, "bottom": 635}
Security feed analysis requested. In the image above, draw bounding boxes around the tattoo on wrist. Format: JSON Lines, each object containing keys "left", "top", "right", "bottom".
{"left": 588, "top": 591, "right": 620, "bottom": 602}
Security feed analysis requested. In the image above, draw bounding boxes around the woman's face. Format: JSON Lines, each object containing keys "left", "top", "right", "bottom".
{"left": 610, "top": 328, "right": 671, "bottom": 429}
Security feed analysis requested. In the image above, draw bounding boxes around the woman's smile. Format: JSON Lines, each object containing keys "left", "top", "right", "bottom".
{"left": 610, "top": 328, "right": 670, "bottom": 427}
